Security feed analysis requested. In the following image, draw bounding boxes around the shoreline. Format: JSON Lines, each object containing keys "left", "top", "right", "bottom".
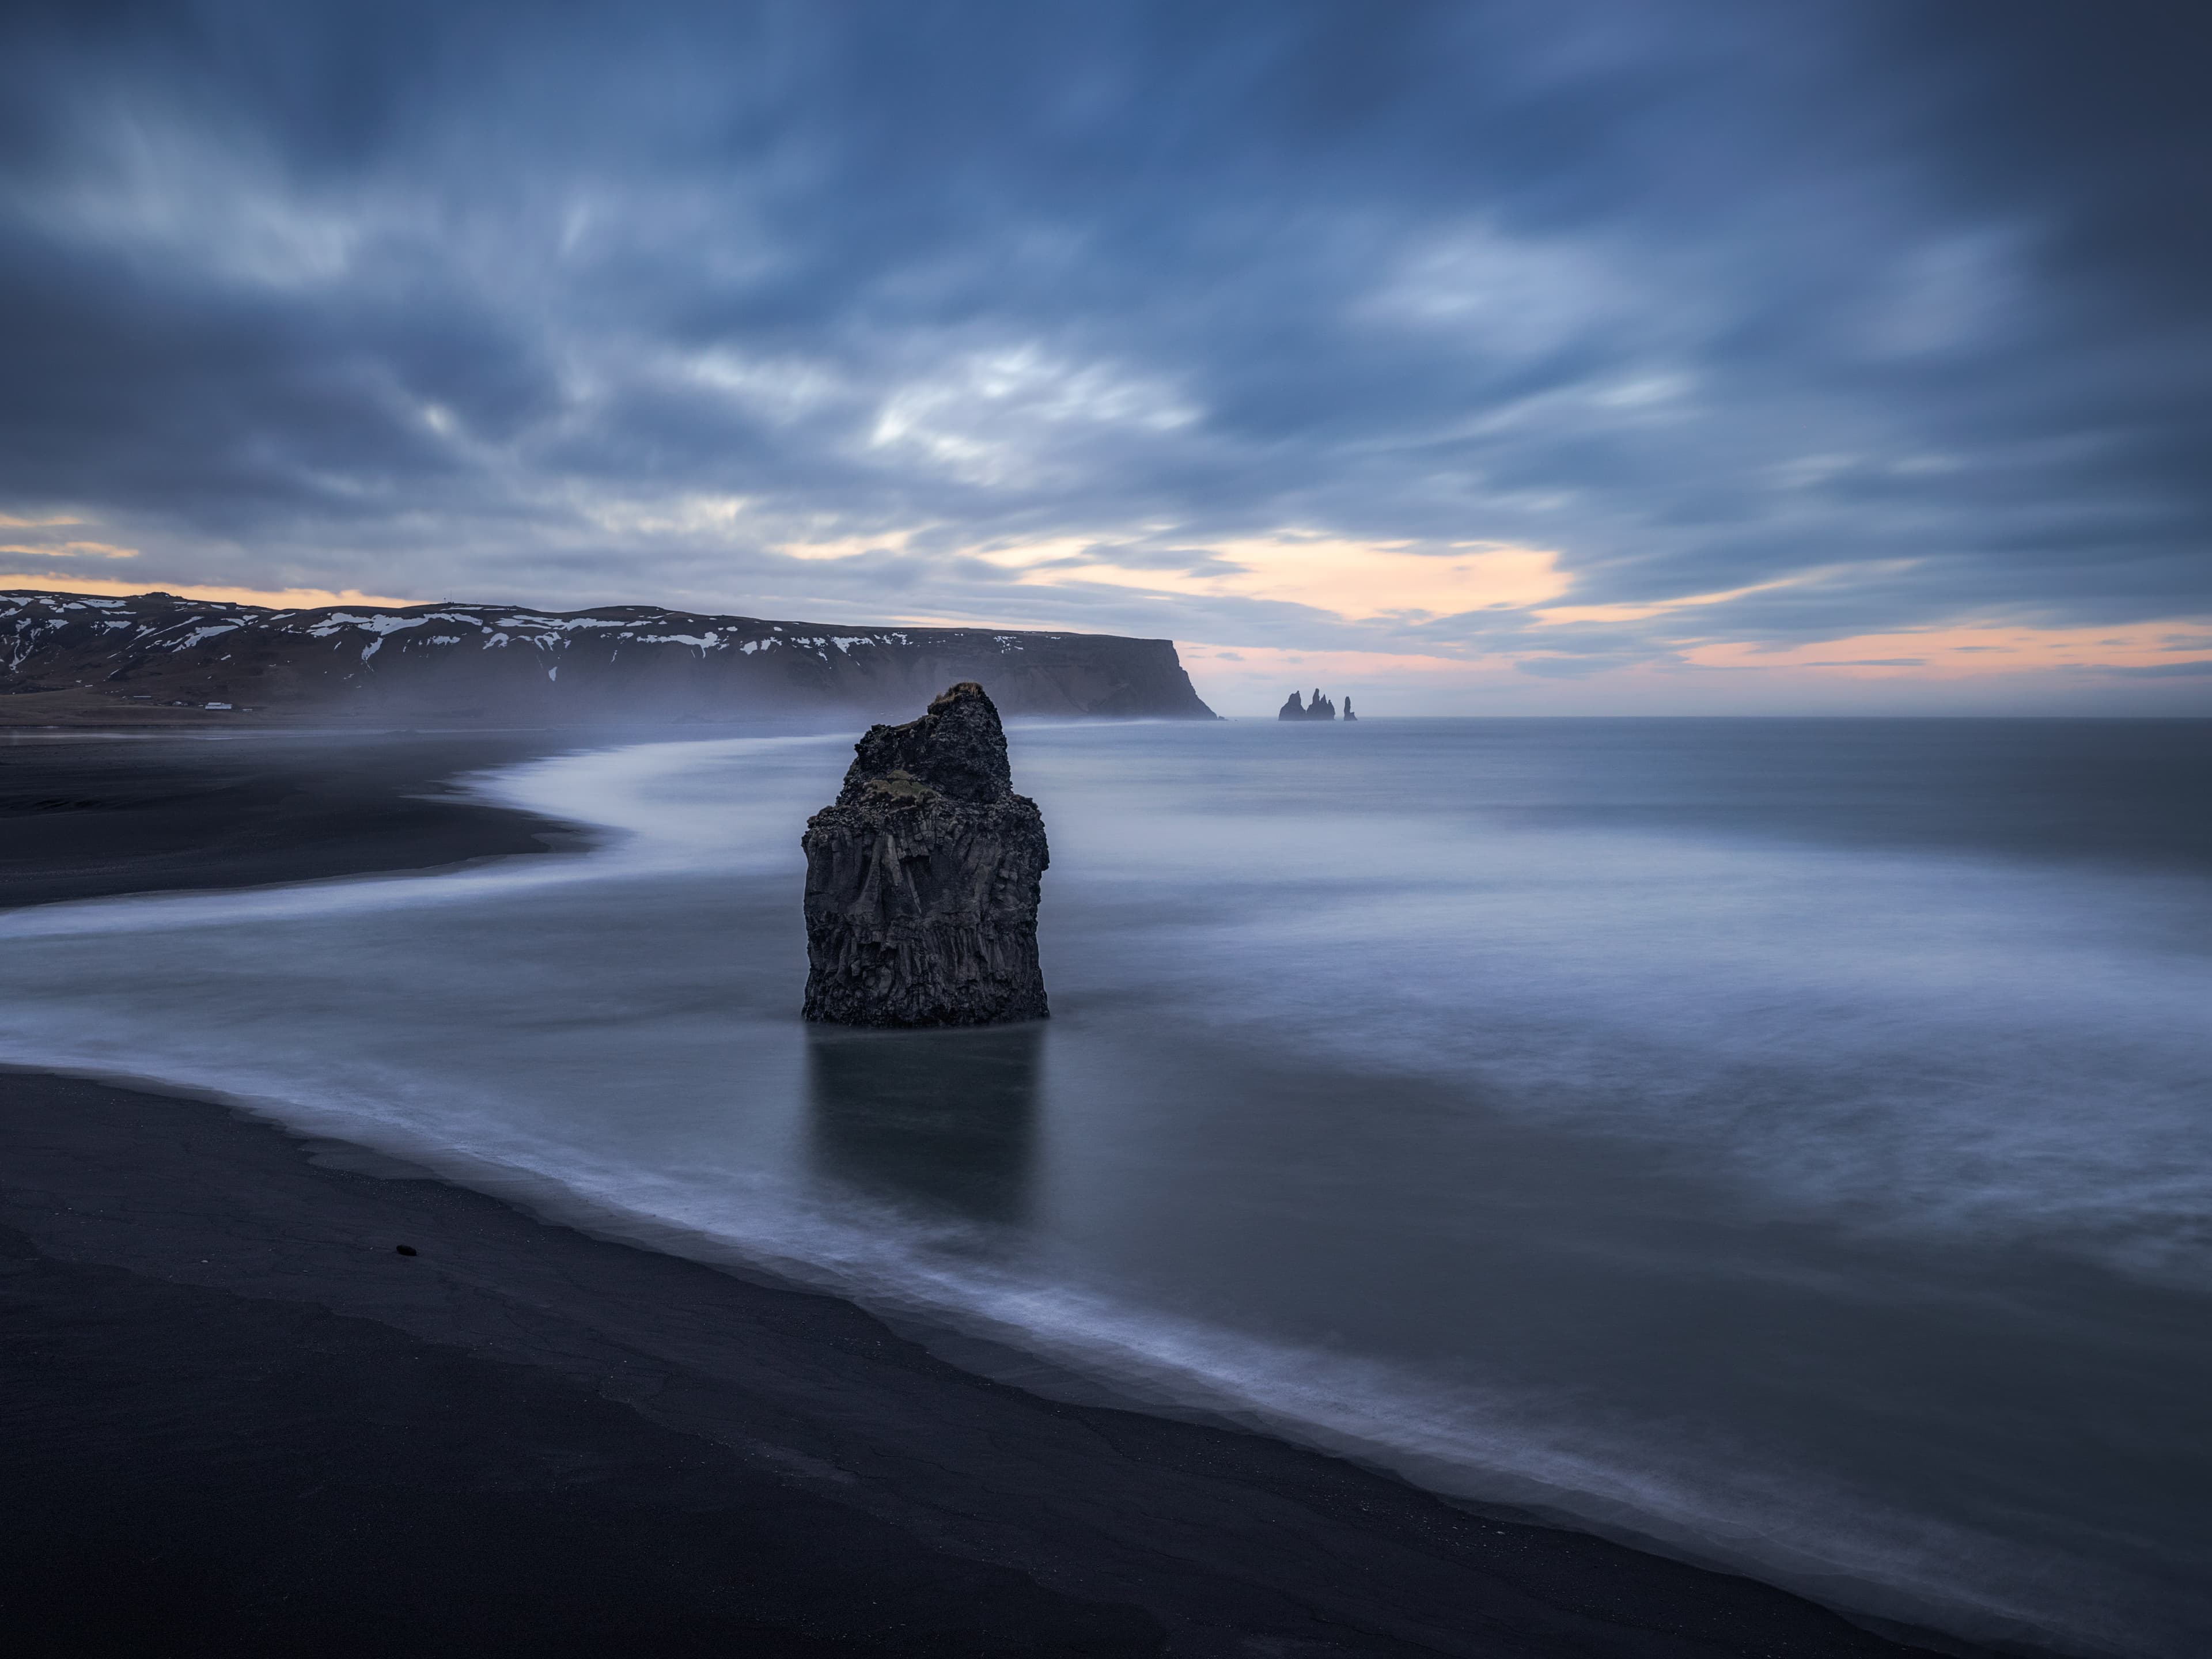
{"left": 0, "top": 728, "right": 596, "bottom": 908}
{"left": 0, "top": 734, "right": 1990, "bottom": 1657}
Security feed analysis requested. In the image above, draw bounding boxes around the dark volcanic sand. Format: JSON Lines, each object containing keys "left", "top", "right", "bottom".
{"left": 0, "top": 738, "right": 1975, "bottom": 1658}
{"left": 0, "top": 730, "right": 587, "bottom": 908}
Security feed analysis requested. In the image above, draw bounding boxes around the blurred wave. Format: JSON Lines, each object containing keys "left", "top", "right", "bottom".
{"left": 0, "top": 718, "right": 2205, "bottom": 1657}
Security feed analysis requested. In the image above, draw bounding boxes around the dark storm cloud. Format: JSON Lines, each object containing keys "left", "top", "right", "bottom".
{"left": 0, "top": 0, "right": 2206, "bottom": 666}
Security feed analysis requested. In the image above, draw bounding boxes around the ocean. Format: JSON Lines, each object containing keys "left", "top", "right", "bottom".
{"left": 1, "top": 717, "right": 2205, "bottom": 1656}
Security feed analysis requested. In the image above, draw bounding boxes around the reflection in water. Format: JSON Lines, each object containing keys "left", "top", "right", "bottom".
{"left": 805, "top": 1024, "right": 1041, "bottom": 1228}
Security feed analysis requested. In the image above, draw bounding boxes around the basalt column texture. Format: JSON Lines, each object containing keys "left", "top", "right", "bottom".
{"left": 801, "top": 683, "right": 1048, "bottom": 1027}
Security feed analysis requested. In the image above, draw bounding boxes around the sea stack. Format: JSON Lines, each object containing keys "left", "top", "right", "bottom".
{"left": 801, "top": 681, "right": 1049, "bottom": 1027}
{"left": 1343, "top": 697, "right": 1357, "bottom": 721}
{"left": 1277, "top": 688, "right": 1338, "bottom": 721}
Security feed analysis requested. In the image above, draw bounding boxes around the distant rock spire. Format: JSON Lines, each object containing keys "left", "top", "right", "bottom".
{"left": 1343, "top": 696, "right": 1357, "bottom": 721}
{"left": 1277, "top": 687, "right": 1338, "bottom": 721}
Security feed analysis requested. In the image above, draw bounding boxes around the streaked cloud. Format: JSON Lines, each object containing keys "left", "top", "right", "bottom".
{"left": 0, "top": 574, "right": 416, "bottom": 611}
{"left": 983, "top": 534, "right": 1569, "bottom": 620}
{"left": 0, "top": 0, "right": 2205, "bottom": 711}
{"left": 1687, "top": 620, "right": 2212, "bottom": 678}
{"left": 0, "top": 540, "right": 138, "bottom": 559}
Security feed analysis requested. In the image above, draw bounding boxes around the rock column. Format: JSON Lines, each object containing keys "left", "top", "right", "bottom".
{"left": 801, "top": 682, "right": 1049, "bottom": 1026}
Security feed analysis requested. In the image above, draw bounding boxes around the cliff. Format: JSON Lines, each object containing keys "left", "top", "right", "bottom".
{"left": 801, "top": 682, "right": 1048, "bottom": 1027}
{"left": 0, "top": 590, "right": 1215, "bottom": 726}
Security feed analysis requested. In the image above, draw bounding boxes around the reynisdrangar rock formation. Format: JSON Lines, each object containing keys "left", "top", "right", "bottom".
{"left": 801, "top": 682, "right": 1049, "bottom": 1027}
{"left": 1278, "top": 687, "right": 1338, "bottom": 720}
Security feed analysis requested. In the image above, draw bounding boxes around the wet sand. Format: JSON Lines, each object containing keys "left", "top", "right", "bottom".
{"left": 0, "top": 729, "right": 583, "bottom": 907}
{"left": 0, "top": 736, "right": 1979, "bottom": 1657}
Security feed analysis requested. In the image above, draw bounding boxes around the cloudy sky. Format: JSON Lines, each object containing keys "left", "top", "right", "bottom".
{"left": 2, "top": 1, "right": 2207, "bottom": 713}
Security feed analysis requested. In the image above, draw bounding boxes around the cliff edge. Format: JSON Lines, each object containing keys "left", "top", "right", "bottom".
{"left": 0, "top": 590, "right": 1215, "bottom": 726}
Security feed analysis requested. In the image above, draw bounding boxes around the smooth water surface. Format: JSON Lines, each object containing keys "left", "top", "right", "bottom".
{"left": 2, "top": 718, "right": 2206, "bottom": 1656}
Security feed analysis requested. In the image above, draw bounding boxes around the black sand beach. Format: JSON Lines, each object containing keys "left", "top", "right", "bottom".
{"left": 0, "top": 730, "right": 583, "bottom": 908}
{"left": 0, "top": 736, "right": 1979, "bottom": 1657}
